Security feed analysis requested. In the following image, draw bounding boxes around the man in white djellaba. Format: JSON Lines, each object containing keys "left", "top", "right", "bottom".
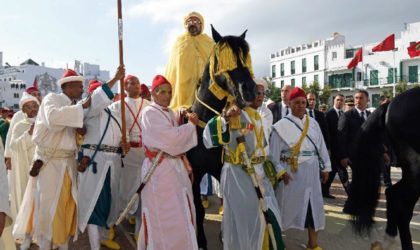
{"left": 270, "top": 87, "right": 331, "bottom": 250}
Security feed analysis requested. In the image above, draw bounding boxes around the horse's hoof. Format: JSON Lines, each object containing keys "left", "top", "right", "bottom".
{"left": 382, "top": 234, "right": 398, "bottom": 250}
{"left": 371, "top": 241, "right": 383, "bottom": 250}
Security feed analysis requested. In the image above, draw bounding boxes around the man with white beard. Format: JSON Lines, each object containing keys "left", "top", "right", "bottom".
{"left": 4, "top": 86, "right": 42, "bottom": 171}
{"left": 8, "top": 93, "right": 40, "bottom": 249}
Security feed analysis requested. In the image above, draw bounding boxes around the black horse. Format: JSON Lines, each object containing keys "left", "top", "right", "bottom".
{"left": 343, "top": 87, "right": 420, "bottom": 250}
{"left": 186, "top": 25, "right": 256, "bottom": 249}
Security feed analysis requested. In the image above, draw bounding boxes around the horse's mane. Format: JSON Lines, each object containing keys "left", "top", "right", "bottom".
{"left": 217, "top": 36, "right": 250, "bottom": 63}
{"left": 344, "top": 103, "right": 389, "bottom": 235}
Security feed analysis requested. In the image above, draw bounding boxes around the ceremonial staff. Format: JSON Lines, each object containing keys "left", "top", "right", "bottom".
{"left": 236, "top": 135, "right": 282, "bottom": 250}
{"left": 115, "top": 151, "right": 164, "bottom": 225}
{"left": 117, "top": 0, "right": 127, "bottom": 146}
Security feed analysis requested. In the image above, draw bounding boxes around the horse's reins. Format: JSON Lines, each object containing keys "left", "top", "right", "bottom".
{"left": 194, "top": 89, "right": 220, "bottom": 128}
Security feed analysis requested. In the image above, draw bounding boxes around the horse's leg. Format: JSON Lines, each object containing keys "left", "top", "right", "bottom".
{"left": 385, "top": 182, "right": 399, "bottom": 238}
{"left": 386, "top": 179, "right": 419, "bottom": 250}
{"left": 191, "top": 157, "right": 208, "bottom": 249}
{"left": 397, "top": 185, "right": 419, "bottom": 250}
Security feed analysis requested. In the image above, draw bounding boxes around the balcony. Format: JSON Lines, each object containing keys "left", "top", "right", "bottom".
{"left": 328, "top": 80, "right": 355, "bottom": 89}
{"left": 362, "top": 75, "right": 420, "bottom": 87}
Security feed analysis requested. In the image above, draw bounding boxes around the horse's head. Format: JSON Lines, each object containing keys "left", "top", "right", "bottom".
{"left": 208, "top": 25, "right": 256, "bottom": 109}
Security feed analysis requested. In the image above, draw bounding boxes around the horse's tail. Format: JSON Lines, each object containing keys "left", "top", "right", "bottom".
{"left": 343, "top": 103, "right": 390, "bottom": 235}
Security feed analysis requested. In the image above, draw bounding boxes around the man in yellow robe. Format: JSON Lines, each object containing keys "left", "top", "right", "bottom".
{"left": 165, "top": 11, "right": 215, "bottom": 111}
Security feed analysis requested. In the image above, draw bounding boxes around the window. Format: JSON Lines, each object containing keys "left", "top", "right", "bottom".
{"left": 291, "top": 78, "right": 295, "bottom": 87}
{"left": 280, "top": 63, "right": 284, "bottom": 76}
{"left": 345, "top": 49, "right": 355, "bottom": 59}
{"left": 291, "top": 48, "right": 295, "bottom": 53}
{"left": 291, "top": 61, "right": 295, "bottom": 75}
{"left": 296, "top": 47, "right": 301, "bottom": 52}
{"left": 302, "top": 58, "right": 307, "bottom": 73}
{"left": 314, "top": 74, "right": 319, "bottom": 83}
{"left": 370, "top": 70, "right": 379, "bottom": 85}
{"left": 302, "top": 77, "right": 307, "bottom": 85}
{"left": 271, "top": 65, "right": 276, "bottom": 78}
{"left": 308, "top": 44, "right": 312, "bottom": 49}
{"left": 408, "top": 65, "right": 418, "bottom": 83}
{"left": 314, "top": 55, "right": 319, "bottom": 70}
{"left": 281, "top": 51, "right": 284, "bottom": 56}
{"left": 281, "top": 80, "right": 284, "bottom": 88}
{"left": 387, "top": 68, "right": 397, "bottom": 84}
{"left": 332, "top": 52, "right": 337, "bottom": 60}
{"left": 357, "top": 72, "right": 362, "bottom": 81}
{"left": 314, "top": 42, "right": 318, "bottom": 47}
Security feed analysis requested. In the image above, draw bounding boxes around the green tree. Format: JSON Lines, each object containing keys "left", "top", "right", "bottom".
{"left": 380, "top": 88, "right": 393, "bottom": 98}
{"left": 319, "top": 85, "right": 332, "bottom": 107}
{"left": 395, "top": 81, "right": 409, "bottom": 95}
{"left": 302, "top": 81, "right": 331, "bottom": 108}
{"left": 264, "top": 77, "right": 281, "bottom": 102}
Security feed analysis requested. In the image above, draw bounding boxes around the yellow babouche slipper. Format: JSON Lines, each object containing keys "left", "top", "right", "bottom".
{"left": 134, "top": 234, "right": 139, "bottom": 242}
{"left": 101, "top": 239, "right": 121, "bottom": 250}
{"left": 109, "top": 227, "right": 115, "bottom": 240}
{"left": 128, "top": 217, "right": 136, "bottom": 225}
{"left": 306, "top": 246, "right": 322, "bottom": 250}
{"left": 202, "top": 199, "right": 209, "bottom": 209}
{"left": 218, "top": 206, "right": 224, "bottom": 215}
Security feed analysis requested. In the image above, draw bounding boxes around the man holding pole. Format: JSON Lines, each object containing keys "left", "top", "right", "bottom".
{"left": 76, "top": 70, "right": 128, "bottom": 250}
{"left": 203, "top": 103, "right": 284, "bottom": 250}
{"left": 137, "top": 75, "right": 199, "bottom": 250}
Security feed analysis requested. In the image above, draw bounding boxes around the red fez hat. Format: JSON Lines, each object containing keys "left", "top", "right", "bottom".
{"left": 289, "top": 87, "right": 306, "bottom": 101}
{"left": 140, "top": 84, "right": 150, "bottom": 95}
{"left": 124, "top": 74, "right": 137, "bottom": 84}
{"left": 88, "top": 79, "right": 102, "bottom": 94}
{"left": 58, "top": 69, "right": 84, "bottom": 86}
{"left": 26, "top": 86, "right": 39, "bottom": 94}
{"left": 151, "top": 75, "right": 170, "bottom": 91}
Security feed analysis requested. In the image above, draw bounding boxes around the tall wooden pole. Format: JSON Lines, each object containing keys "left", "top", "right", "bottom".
{"left": 117, "top": 0, "right": 127, "bottom": 145}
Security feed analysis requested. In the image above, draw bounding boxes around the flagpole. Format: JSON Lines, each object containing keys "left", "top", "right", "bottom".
{"left": 361, "top": 47, "right": 364, "bottom": 89}
{"left": 117, "top": 0, "right": 127, "bottom": 146}
{"left": 392, "top": 49, "right": 396, "bottom": 97}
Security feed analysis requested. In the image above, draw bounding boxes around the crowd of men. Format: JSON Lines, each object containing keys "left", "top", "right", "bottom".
{"left": 0, "top": 11, "right": 393, "bottom": 250}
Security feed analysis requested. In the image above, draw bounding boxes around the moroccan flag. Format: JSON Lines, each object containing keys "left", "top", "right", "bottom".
{"left": 407, "top": 41, "right": 420, "bottom": 58}
{"left": 347, "top": 48, "right": 363, "bottom": 69}
{"left": 372, "top": 34, "right": 395, "bottom": 52}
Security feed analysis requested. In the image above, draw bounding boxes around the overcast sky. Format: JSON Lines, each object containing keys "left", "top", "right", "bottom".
{"left": 1, "top": 0, "right": 419, "bottom": 85}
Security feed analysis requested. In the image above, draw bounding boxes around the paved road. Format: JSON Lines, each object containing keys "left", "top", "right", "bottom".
{"left": 25, "top": 167, "right": 420, "bottom": 249}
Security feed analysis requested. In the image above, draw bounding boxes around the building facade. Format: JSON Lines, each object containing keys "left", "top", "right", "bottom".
{"left": 270, "top": 21, "right": 420, "bottom": 107}
{"left": 0, "top": 53, "right": 110, "bottom": 109}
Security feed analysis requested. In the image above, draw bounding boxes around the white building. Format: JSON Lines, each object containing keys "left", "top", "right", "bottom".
{"left": 269, "top": 21, "right": 420, "bottom": 107}
{"left": 0, "top": 52, "right": 110, "bottom": 109}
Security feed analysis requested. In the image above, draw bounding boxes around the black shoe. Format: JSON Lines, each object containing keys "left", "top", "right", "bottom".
{"left": 323, "top": 193, "right": 335, "bottom": 199}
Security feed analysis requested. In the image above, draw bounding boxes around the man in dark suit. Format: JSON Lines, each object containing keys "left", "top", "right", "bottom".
{"left": 268, "top": 85, "right": 292, "bottom": 124}
{"left": 322, "top": 94, "right": 349, "bottom": 198}
{"left": 306, "top": 92, "right": 329, "bottom": 146}
{"left": 337, "top": 90, "right": 370, "bottom": 170}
